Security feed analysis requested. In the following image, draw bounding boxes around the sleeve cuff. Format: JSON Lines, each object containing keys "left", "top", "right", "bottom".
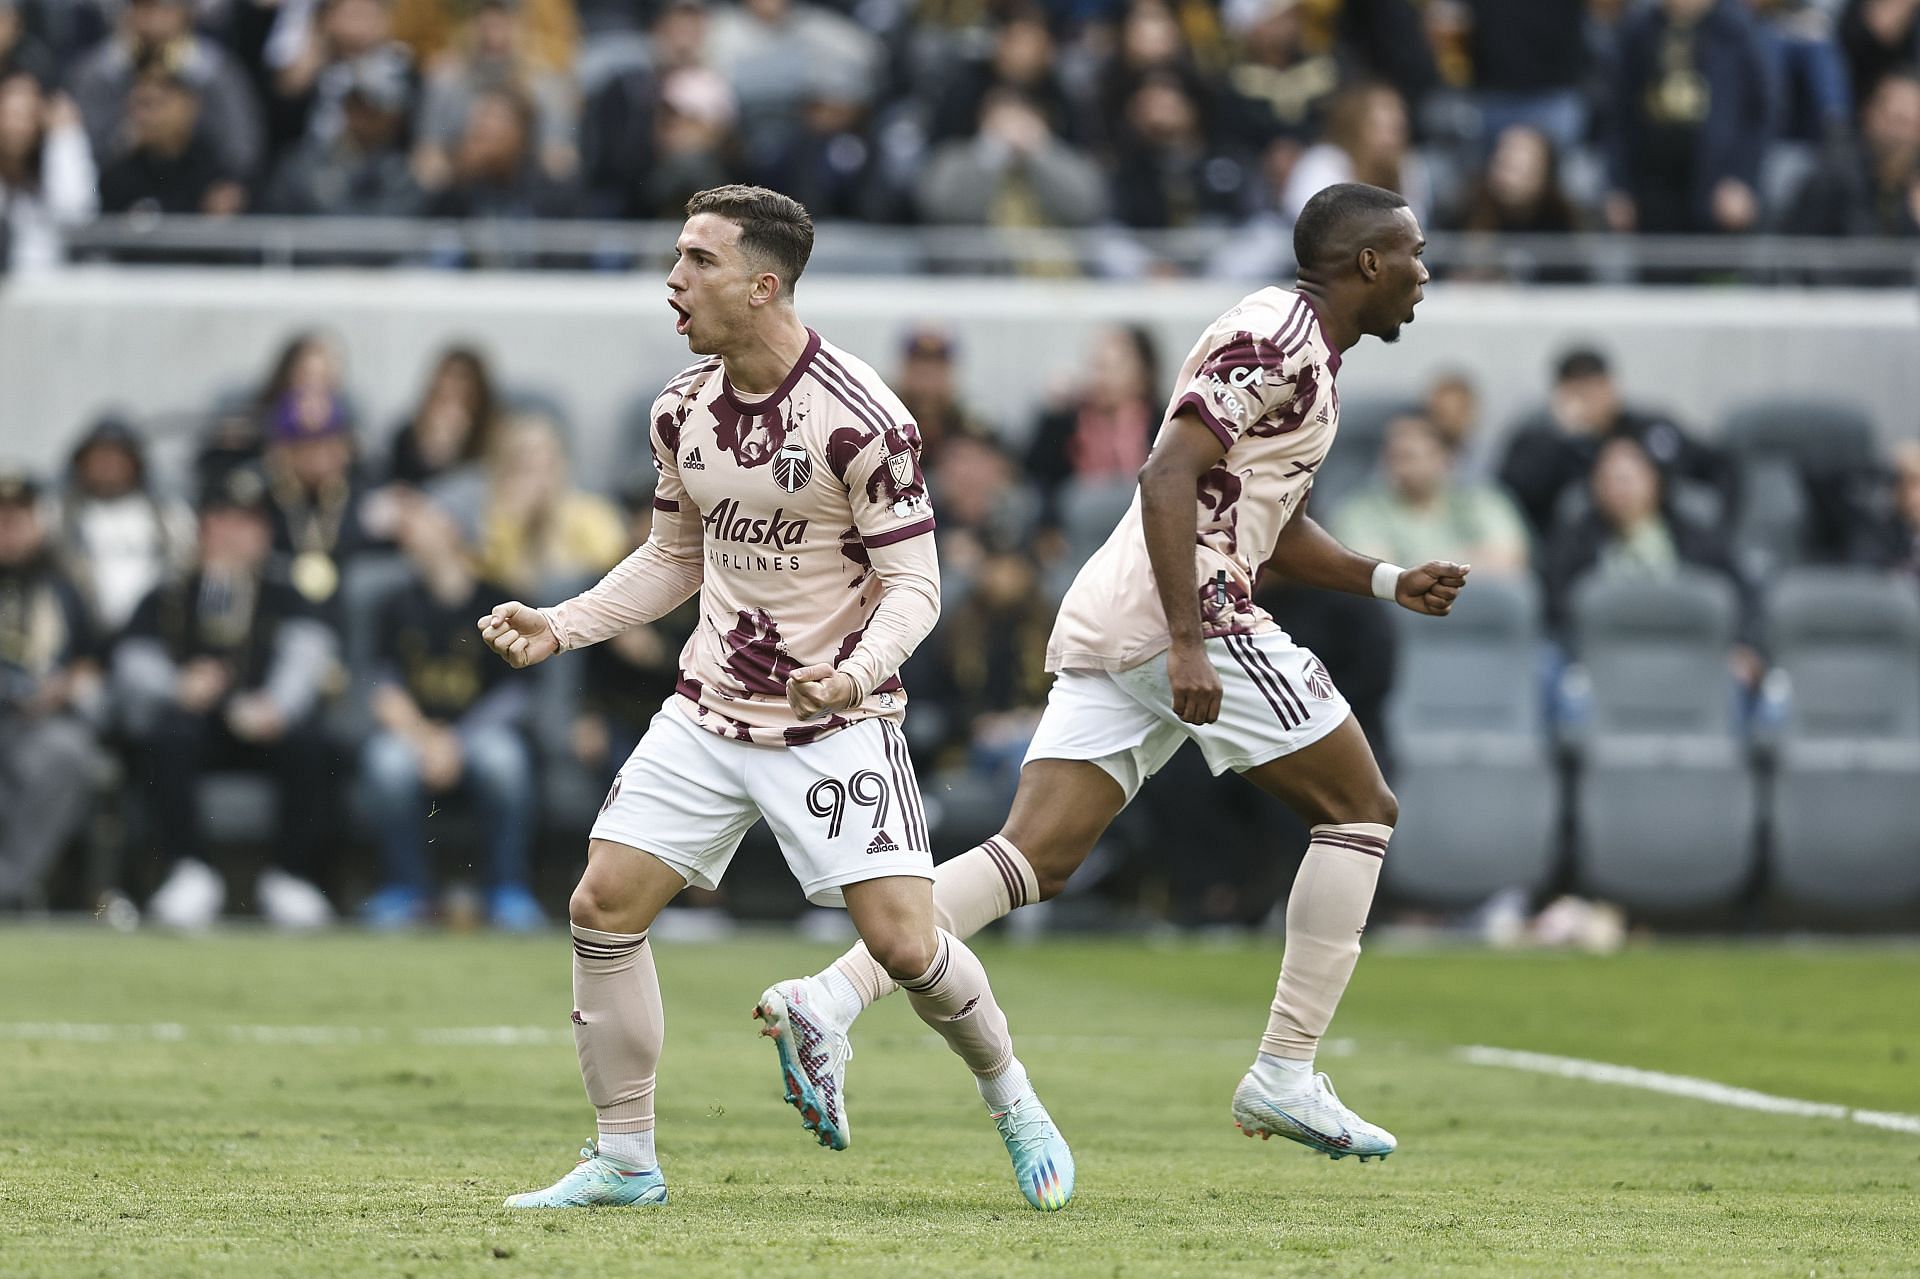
{"left": 1172, "top": 391, "right": 1237, "bottom": 450}
{"left": 652, "top": 497, "right": 680, "bottom": 513}
{"left": 863, "top": 516, "right": 937, "bottom": 549}
{"left": 538, "top": 606, "right": 574, "bottom": 652}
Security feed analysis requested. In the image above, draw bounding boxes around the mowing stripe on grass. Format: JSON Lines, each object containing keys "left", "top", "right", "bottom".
{"left": 1459, "top": 1045, "right": 1920, "bottom": 1136}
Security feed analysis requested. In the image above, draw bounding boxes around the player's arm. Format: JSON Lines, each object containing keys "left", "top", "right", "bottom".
{"left": 1139, "top": 409, "right": 1228, "bottom": 725}
{"left": 480, "top": 404, "right": 705, "bottom": 669}
{"left": 479, "top": 502, "right": 706, "bottom": 668}
{"left": 1268, "top": 510, "right": 1469, "bottom": 617}
{"left": 788, "top": 428, "right": 941, "bottom": 720}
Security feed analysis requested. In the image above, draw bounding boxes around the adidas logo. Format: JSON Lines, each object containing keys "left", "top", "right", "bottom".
{"left": 1315, "top": 403, "right": 1331, "bottom": 425}
{"left": 866, "top": 829, "right": 900, "bottom": 856}
{"left": 683, "top": 448, "right": 705, "bottom": 470}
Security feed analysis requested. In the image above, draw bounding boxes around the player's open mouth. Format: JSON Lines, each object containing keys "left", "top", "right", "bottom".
{"left": 669, "top": 299, "right": 690, "bottom": 335}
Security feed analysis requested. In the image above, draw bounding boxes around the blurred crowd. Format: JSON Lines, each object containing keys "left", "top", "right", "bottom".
{"left": 2, "top": 323, "right": 1917, "bottom": 929}
{"left": 3, "top": 0, "right": 1920, "bottom": 275}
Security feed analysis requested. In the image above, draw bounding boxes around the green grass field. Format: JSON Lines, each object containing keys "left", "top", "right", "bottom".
{"left": 2, "top": 928, "right": 1916, "bottom": 1278}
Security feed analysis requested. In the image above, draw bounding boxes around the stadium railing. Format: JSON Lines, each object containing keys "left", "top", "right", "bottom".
{"left": 51, "top": 217, "right": 1920, "bottom": 285}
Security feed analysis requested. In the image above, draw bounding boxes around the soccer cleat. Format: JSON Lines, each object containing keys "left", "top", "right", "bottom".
{"left": 753, "top": 978, "right": 852, "bottom": 1151}
{"left": 992, "top": 1093, "right": 1075, "bottom": 1212}
{"left": 256, "top": 869, "right": 335, "bottom": 930}
{"left": 1231, "top": 1070, "right": 1397, "bottom": 1161}
{"left": 361, "top": 885, "right": 428, "bottom": 930}
{"left": 503, "top": 1141, "right": 667, "bottom": 1208}
{"left": 149, "top": 858, "right": 224, "bottom": 930}
{"left": 487, "top": 883, "right": 547, "bottom": 933}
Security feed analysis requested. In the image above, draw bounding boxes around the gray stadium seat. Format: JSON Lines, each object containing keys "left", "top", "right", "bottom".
{"left": 1766, "top": 569, "right": 1920, "bottom": 913}
{"left": 1720, "top": 397, "right": 1878, "bottom": 577}
{"left": 1383, "top": 576, "right": 1560, "bottom": 906}
{"left": 1569, "top": 570, "right": 1757, "bottom": 911}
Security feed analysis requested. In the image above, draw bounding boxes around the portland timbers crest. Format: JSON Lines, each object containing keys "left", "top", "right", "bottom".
{"left": 774, "top": 441, "right": 812, "bottom": 493}
{"left": 775, "top": 441, "right": 814, "bottom": 495}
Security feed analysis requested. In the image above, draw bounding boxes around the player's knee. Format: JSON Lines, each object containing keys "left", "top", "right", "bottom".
{"left": 1340, "top": 784, "right": 1397, "bottom": 829}
{"left": 864, "top": 926, "right": 937, "bottom": 982}
{"left": 567, "top": 875, "right": 628, "bottom": 933}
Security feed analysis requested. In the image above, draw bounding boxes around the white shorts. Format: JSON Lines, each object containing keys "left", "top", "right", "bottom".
{"left": 1025, "top": 630, "right": 1351, "bottom": 803}
{"left": 590, "top": 706, "right": 934, "bottom": 907}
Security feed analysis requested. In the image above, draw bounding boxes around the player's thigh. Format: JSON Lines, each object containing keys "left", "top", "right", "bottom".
{"left": 749, "top": 718, "right": 934, "bottom": 911}
{"left": 571, "top": 838, "right": 694, "bottom": 934}
{"left": 582, "top": 708, "right": 762, "bottom": 916}
{"left": 1238, "top": 714, "right": 1396, "bottom": 829}
{"left": 1015, "top": 669, "right": 1179, "bottom": 892}
{"left": 999, "top": 759, "right": 1132, "bottom": 898}
{"left": 840, "top": 874, "right": 938, "bottom": 979}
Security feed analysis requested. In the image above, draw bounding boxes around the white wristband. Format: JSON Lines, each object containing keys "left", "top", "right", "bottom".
{"left": 1370, "top": 562, "right": 1404, "bottom": 602}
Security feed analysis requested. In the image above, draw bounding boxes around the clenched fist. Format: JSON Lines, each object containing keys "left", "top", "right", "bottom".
{"left": 477, "top": 601, "right": 561, "bottom": 669}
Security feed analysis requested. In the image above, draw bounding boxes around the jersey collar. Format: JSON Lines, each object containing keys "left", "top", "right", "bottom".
{"left": 720, "top": 327, "right": 822, "bottom": 417}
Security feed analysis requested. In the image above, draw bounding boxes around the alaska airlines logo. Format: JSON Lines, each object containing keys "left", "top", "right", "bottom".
{"left": 703, "top": 498, "right": 809, "bottom": 549}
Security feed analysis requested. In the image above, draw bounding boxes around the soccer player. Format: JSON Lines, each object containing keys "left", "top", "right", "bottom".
{"left": 763, "top": 182, "right": 1464, "bottom": 1162}
{"left": 476, "top": 186, "right": 1073, "bottom": 1211}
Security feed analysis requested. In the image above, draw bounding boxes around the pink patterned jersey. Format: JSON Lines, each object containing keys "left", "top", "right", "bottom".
{"left": 646, "top": 329, "right": 937, "bottom": 745}
{"left": 1046, "top": 287, "right": 1344, "bottom": 673}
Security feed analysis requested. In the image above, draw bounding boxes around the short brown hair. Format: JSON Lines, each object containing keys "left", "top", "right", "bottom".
{"left": 685, "top": 185, "right": 815, "bottom": 295}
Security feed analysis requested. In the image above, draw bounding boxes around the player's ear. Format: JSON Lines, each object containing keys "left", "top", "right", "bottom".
{"left": 1357, "top": 246, "right": 1380, "bottom": 281}
{"left": 750, "top": 270, "right": 783, "bottom": 308}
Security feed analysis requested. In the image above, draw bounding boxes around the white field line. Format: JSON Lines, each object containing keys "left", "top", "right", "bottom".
{"left": 1458, "top": 1045, "right": 1920, "bottom": 1137}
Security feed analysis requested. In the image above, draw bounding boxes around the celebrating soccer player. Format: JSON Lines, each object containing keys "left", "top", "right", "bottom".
{"left": 478, "top": 187, "right": 1073, "bottom": 1212}
{"left": 768, "top": 182, "right": 1465, "bottom": 1163}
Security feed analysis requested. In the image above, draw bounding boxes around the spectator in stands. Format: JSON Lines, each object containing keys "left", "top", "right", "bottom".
{"left": 1461, "top": 124, "right": 1580, "bottom": 233}
{"left": 1109, "top": 70, "right": 1249, "bottom": 230}
{"left": 894, "top": 326, "right": 995, "bottom": 474}
{"left": 54, "top": 416, "right": 196, "bottom": 634}
{"left": 1603, "top": 0, "right": 1774, "bottom": 235}
{"left": 199, "top": 329, "right": 351, "bottom": 487}
{"left": 929, "top": 7, "right": 1080, "bottom": 146}
{"left": 1334, "top": 412, "right": 1532, "bottom": 576}
{"left": 1747, "top": 0, "right": 1852, "bottom": 144}
{"left": 413, "top": 0, "right": 578, "bottom": 192}
{"left": 917, "top": 88, "right": 1108, "bottom": 227}
{"left": 707, "top": 0, "right": 881, "bottom": 132}
{"left": 1498, "top": 347, "right": 1735, "bottom": 541}
{"left": 1852, "top": 439, "right": 1920, "bottom": 576}
{"left": 384, "top": 345, "right": 499, "bottom": 489}
{"left": 1218, "top": 0, "right": 1340, "bottom": 147}
{"left": 930, "top": 433, "right": 1032, "bottom": 600}
{"left": 1784, "top": 70, "right": 1920, "bottom": 237}
{"left": 98, "top": 63, "right": 248, "bottom": 216}
{"left": 424, "top": 84, "right": 579, "bottom": 220}
{"left": 1543, "top": 434, "right": 1761, "bottom": 673}
{"left": 1334, "top": 0, "right": 1440, "bottom": 111}
{"left": 637, "top": 67, "right": 740, "bottom": 221}
{"left": 1459, "top": 0, "right": 1589, "bottom": 153}
{"left": 263, "top": 0, "right": 416, "bottom": 154}
{"left": 68, "top": 0, "right": 263, "bottom": 179}
{"left": 1095, "top": 0, "right": 1206, "bottom": 137}
{"left": 359, "top": 498, "right": 543, "bottom": 930}
{"left": 261, "top": 384, "right": 389, "bottom": 606}
{"left": 750, "top": 76, "right": 879, "bottom": 222}
{"left": 1278, "top": 82, "right": 1432, "bottom": 226}
{"left": 389, "top": 0, "right": 577, "bottom": 78}
{"left": 263, "top": 49, "right": 424, "bottom": 217}
{"left": 115, "top": 466, "right": 339, "bottom": 930}
{"left": 0, "top": 70, "right": 95, "bottom": 271}
{"left": 1025, "top": 324, "right": 1160, "bottom": 528}
{"left": 1424, "top": 369, "right": 1487, "bottom": 473}
{"left": 569, "top": 486, "right": 700, "bottom": 777}
{"left": 1839, "top": 0, "right": 1920, "bottom": 112}
{"left": 0, "top": 0, "right": 58, "bottom": 91}
{"left": 906, "top": 539, "right": 1054, "bottom": 784}
{"left": 0, "top": 468, "right": 104, "bottom": 912}
{"left": 477, "top": 413, "right": 626, "bottom": 596}
{"left": 578, "top": 0, "right": 715, "bottom": 219}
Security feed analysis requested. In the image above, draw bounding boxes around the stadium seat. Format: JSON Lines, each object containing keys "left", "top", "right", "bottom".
{"left": 1569, "top": 571, "right": 1757, "bottom": 911}
{"left": 1383, "top": 576, "right": 1560, "bottom": 907}
{"left": 1720, "top": 398, "right": 1878, "bottom": 576}
{"left": 1766, "top": 569, "right": 1920, "bottom": 914}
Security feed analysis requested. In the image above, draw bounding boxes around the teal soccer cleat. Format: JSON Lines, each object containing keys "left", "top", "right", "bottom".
{"left": 992, "top": 1093, "right": 1075, "bottom": 1212}
{"left": 1231, "top": 1070, "right": 1397, "bottom": 1161}
{"left": 503, "top": 1141, "right": 668, "bottom": 1208}
{"left": 754, "top": 978, "right": 853, "bottom": 1151}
